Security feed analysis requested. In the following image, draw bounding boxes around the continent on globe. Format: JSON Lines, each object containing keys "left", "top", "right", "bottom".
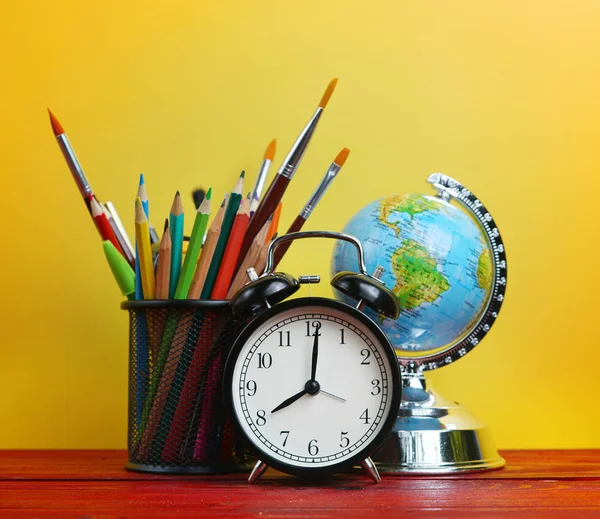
{"left": 477, "top": 248, "right": 493, "bottom": 292}
{"left": 380, "top": 194, "right": 443, "bottom": 238}
{"left": 391, "top": 239, "right": 450, "bottom": 312}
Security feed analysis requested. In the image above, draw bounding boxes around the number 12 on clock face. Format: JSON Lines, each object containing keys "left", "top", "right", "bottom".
{"left": 227, "top": 298, "right": 400, "bottom": 476}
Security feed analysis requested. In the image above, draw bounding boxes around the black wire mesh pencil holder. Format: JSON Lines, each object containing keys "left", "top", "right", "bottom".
{"left": 121, "top": 300, "right": 254, "bottom": 474}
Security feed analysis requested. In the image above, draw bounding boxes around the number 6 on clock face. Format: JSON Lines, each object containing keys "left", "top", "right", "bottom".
{"left": 225, "top": 297, "right": 401, "bottom": 477}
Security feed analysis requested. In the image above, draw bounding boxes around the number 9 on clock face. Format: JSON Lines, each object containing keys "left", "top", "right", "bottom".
{"left": 225, "top": 297, "right": 401, "bottom": 476}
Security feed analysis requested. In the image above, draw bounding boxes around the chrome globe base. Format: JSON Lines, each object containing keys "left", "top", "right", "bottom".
{"left": 372, "top": 374, "right": 505, "bottom": 474}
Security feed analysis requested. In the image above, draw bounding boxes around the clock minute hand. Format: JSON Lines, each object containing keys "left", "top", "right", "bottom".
{"left": 310, "top": 330, "right": 319, "bottom": 381}
{"left": 271, "top": 388, "right": 308, "bottom": 414}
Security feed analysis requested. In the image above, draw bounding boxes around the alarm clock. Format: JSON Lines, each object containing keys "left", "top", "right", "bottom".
{"left": 225, "top": 231, "right": 401, "bottom": 483}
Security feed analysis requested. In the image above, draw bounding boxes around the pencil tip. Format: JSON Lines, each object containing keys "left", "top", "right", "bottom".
{"left": 318, "top": 78, "right": 338, "bottom": 109}
{"left": 240, "top": 171, "right": 245, "bottom": 178}
{"left": 264, "top": 139, "right": 277, "bottom": 161}
{"left": 47, "top": 108, "right": 64, "bottom": 136}
{"left": 334, "top": 147, "right": 350, "bottom": 167}
{"left": 206, "top": 187, "right": 212, "bottom": 200}
{"left": 171, "top": 191, "right": 184, "bottom": 215}
{"left": 139, "top": 173, "right": 145, "bottom": 186}
{"left": 164, "top": 218, "right": 169, "bottom": 232}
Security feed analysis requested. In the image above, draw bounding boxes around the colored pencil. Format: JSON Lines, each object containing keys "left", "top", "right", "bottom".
{"left": 100, "top": 202, "right": 135, "bottom": 268}
{"left": 156, "top": 185, "right": 234, "bottom": 459}
{"left": 174, "top": 188, "right": 212, "bottom": 299}
{"left": 169, "top": 192, "right": 184, "bottom": 298}
{"left": 105, "top": 201, "right": 135, "bottom": 262}
{"left": 48, "top": 109, "right": 94, "bottom": 212}
{"left": 227, "top": 215, "right": 273, "bottom": 298}
{"left": 188, "top": 195, "right": 228, "bottom": 299}
{"left": 211, "top": 195, "right": 251, "bottom": 299}
{"left": 135, "top": 197, "right": 156, "bottom": 300}
{"left": 266, "top": 202, "right": 282, "bottom": 243}
{"left": 135, "top": 177, "right": 146, "bottom": 300}
{"left": 273, "top": 147, "right": 349, "bottom": 268}
{"left": 236, "top": 79, "right": 338, "bottom": 268}
{"left": 102, "top": 241, "right": 136, "bottom": 300}
{"left": 90, "top": 197, "right": 124, "bottom": 254}
{"left": 138, "top": 174, "right": 160, "bottom": 245}
{"left": 171, "top": 197, "right": 249, "bottom": 458}
{"left": 250, "top": 139, "right": 276, "bottom": 218}
{"left": 156, "top": 220, "right": 172, "bottom": 300}
{"left": 200, "top": 172, "right": 244, "bottom": 299}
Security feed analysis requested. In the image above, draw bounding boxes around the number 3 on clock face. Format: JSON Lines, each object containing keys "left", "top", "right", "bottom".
{"left": 226, "top": 297, "right": 401, "bottom": 476}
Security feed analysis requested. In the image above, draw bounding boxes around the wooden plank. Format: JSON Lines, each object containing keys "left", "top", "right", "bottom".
{"left": 1, "top": 479, "right": 600, "bottom": 517}
{"left": 2, "top": 450, "right": 600, "bottom": 481}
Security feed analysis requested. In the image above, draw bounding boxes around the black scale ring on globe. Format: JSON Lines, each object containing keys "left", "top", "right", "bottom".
{"left": 417, "top": 173, "right": 508, "bottom": 370}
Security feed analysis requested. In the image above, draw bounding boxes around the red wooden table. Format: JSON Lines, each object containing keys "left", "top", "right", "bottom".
{"left": 1, "top": 450, "right": 599, "bottom": 517}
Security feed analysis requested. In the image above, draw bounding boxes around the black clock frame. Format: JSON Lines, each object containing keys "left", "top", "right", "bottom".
{"left": 224, "top": 296, "right": 402, "bottom": 478}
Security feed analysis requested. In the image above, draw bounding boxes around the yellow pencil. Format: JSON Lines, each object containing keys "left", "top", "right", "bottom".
{"left": 135, "top": 197, "right": 156, "bottom": 300}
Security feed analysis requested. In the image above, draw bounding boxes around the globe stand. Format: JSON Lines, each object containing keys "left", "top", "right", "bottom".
{"left": 372, "top": 367, "right": 505, "bottom": 474}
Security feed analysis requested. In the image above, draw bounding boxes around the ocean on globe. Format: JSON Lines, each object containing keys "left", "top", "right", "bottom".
{"left": 331, "top": 193, "right": 494, "bottom": 355}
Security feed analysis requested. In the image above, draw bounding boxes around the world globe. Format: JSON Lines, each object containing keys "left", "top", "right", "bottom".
{"left": 331, "top": 193, "right": 494, "bottom": 356}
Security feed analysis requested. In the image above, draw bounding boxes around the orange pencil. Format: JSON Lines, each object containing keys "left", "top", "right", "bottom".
{"left": 90, "top": 197, "right": 124, "bottom": 254}
{"left": 187, "top": 194, "right": 228, "bottom": 299}
{"left": 211, "top": 196, "right": 251, "bottom": 299}
{"left": 156, "top": 220, "right": 172, "bottom": 300}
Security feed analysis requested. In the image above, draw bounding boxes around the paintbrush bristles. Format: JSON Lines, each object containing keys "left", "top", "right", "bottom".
{"left": 264, "top": 139, "right": 277, "bottom": 161}
{"left": 318, "top": 78, "right": 339, "bottom": 109}
{"left": 334, "top": 147, "right": 350, "bottom": 166}
{"left": 47, "top": 109, "right": 65, "bottom": 136}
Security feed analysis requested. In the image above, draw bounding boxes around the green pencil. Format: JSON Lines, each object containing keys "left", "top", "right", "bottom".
{"left": 174, "top": 188, "right": 212, "bottom": 299}
{"left": 200, "top": 172, "right": 244, "bottom": 299}
{"left": 169, "top": 191, "right": 184, "bottom": 298}
{"left": 102, "top": 240, "right": 136, "bottom": 300}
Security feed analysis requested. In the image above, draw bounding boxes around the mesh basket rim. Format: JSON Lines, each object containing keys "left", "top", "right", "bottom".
{"left": 121, "top": 300, "right": 231, "bottom": 310}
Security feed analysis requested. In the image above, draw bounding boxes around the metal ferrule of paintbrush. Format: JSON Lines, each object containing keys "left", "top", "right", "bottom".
{"left": 251, "top": 158, "right": 271, "bottom": 208}
{"left": 300, "top": 159, "right": 340, "bottom": 219}
{"left": 278, "top": 108, "right": 323, "bottom": 179}
{"left": 56, "top": 133, "right": 93, "bottom": 198}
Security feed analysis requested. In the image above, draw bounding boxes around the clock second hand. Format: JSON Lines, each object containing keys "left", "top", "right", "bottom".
{"left": 319, "top": 389, "right": 346, "bottom": 402}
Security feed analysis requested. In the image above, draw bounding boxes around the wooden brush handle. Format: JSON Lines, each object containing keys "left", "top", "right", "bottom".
{"left": 272, "top": 214, "right": 306, "bottom": 269}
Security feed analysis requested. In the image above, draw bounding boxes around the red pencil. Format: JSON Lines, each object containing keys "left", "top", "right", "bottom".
{"left": 235, "top": 79, "right": 338, "bottom": 270}
{"left": 211, "top": 196, "right": 251, "bottom": 299}
{"left": 90, "top": 198, "right": 124, "bottom": 254}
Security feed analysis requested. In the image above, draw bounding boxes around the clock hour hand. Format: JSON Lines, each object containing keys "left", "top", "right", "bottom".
{"left": 271, "top": 388, "right": 308, "bottom": 414}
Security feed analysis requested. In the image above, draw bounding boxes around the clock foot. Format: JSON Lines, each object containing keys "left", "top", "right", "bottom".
{"left": 361, "top": 457, "right": 381, "bottom": 484}
{"left": 248, "top": 459, "right": 269, "bottom": 483}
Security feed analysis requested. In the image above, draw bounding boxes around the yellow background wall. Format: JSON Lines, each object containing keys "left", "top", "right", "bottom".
{"left": 1, "top": 1, "right": 599, "bottom": 449}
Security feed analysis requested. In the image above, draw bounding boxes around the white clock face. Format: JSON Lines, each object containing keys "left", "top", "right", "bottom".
{"left": 230, "top": 302, "right": 397, "bottom": 470}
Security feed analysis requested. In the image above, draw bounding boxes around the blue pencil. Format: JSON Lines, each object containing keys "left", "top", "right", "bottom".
{"left": 169, "top": 191, "right": 184, "bottom": 298}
